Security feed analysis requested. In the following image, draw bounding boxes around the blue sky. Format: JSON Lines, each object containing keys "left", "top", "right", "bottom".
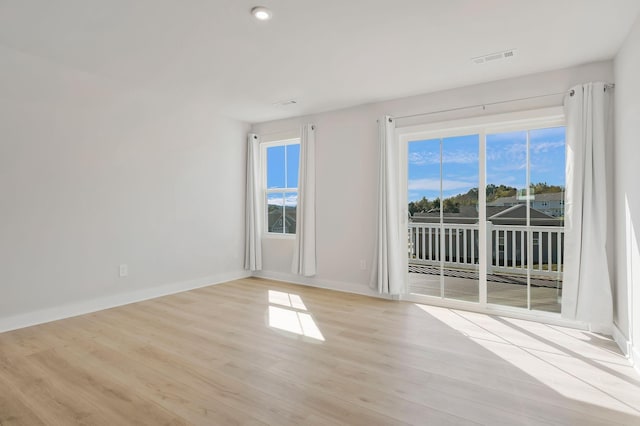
{"left": 408, "top": 127, "right": 566, "bottom": 202}
{"left": 267, "top": 144, "right": 300, "bottom": 207}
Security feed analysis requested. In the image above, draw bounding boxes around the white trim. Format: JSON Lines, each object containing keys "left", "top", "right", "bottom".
{"left": 633, "top": 345, "right": 640, "bottom": 376}
{"left": 613, "top": 323, "right": 632, "bottom": 357}
{"left": 478, "top": 130, "right": 488, "bottom": 304}
{"left": 253, "top": 271, "right": 396, "bottom": 300}
{"left": 0, "top": 270, "right": 251, "bottom": 334}
{"left": 261, "top": 131, "right": 300, "bottom": 144}
{"left": 402, "top": 292, "right": 590, "bottom": 330}
{"left": 397, "top": 107, "right": 565, "bottom": 141}
{"left": 261, "top": 137, "right": 301, "bottom": 238}
{"left": 398, "top": 133, "right": 409, "bottom": 292}
{"left": 261, "top": 137, "right": 300, "bottom": 148}
{"left": 399, "top": 107, "right": 572, "bottom": 327}
{"left": 262, "top": 232, "right": 296, "bottom": 240}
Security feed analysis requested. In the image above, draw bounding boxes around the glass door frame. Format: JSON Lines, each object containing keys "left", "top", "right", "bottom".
{"left": 398, "top": 107, "right": 575, "bottom": 325}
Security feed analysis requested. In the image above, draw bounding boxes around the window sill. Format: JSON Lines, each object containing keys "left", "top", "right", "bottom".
{"left": 263, "top": 233, "right": 296, "bottom": 240}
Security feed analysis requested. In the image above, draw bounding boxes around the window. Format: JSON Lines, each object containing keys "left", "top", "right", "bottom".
{"left": 263, "top": 139, "right": 300, "bottom": 235}
{"left": 401, "top": 107, "right": 566, "bottom": 314}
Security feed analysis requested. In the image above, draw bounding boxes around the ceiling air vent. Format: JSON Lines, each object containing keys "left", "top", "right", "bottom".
{"left": 472, "top": 49, "right": 517, "bottom": 65}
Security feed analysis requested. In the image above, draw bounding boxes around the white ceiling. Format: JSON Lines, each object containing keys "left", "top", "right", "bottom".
{"left": 1, "top": 0, "right": 639, "bottom": 123}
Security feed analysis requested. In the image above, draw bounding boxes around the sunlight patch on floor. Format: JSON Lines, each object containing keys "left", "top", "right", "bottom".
{"left": 269, "top": 290, "right": 308, "bottom": 310}
{"left": 414, "top": 303, "right": 640, "bottom": 416}
{"left": 267, "top": 291, "right": 324, "bottom": 342}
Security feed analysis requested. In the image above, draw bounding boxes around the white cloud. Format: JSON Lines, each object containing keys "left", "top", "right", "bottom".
{"left": 443, "top": 150, "right": 478, "bottom": 164}
{"left": 267, "top": 194, "right": 298, "bottom": 207}
{"left": 487, "top": 140, "right": 564, "bottom": 162}
{"left": 409, "top": 178, "right": 475, "bottom": 191}
{"left": 408, "top": 151, "right": 439, "bottom": 166}
{"left": 487, "top": 142, "right": 526, "bottom": 162}
{"left": 530, "top": 140, "right": 565, "bottom": 154}
{"left": 408, "top": 178, "right": 440, "bottom": 191}
{"left": 409, "top": 149, "right": 477, "bottom": 166}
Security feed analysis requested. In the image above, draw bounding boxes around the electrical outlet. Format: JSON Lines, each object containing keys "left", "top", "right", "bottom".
{"left": 119, "top": 264, "right": 128, "bottom": 277}
{"left": 359, "top": 259, "right": 367, "bottom": 270}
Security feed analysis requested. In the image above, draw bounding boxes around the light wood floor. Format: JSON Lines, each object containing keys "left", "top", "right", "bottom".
{"left": 1, "top": 277, "right": 639, "bottom": 425}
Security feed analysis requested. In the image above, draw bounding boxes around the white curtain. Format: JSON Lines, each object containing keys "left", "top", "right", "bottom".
{"left": 563, "top": 82, "right": 613, "bottom": 333}
{"left": 244, "top": 133, "right": 262, "bottom": 271}
{"left": 292, "top": 124, "right": 317, "bottom": 276}
{"left": 371, "top": 116, "right": 403, "bottom": 295}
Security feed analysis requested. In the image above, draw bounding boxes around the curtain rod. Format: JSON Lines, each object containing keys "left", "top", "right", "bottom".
{"left": 391, "top": 83, "right": 615, "bottom": 121}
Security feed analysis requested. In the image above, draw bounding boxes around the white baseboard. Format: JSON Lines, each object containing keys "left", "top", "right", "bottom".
{"left": 252, "top": 270, "right": 396, "bottom": 300}
{"left": 0, "top": 270, "right": 251, "bottom": 334}
{"left": 613, "top": 323, "right": 632, "bottom": 357}
{"left": 633, "top": 345, "right": 640, "bottom": 376}
{"left": 611, "top": 324, "right": 640, "bottom": 376}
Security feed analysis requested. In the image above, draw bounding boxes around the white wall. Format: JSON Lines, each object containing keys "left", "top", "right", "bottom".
{"left": 614, "top": 14, "right": 640, "bottom": 363}
{"left": 251, "top": 61, "right": 614, "bottom": 297}
{"left": 0, "top": 46, "right": 249, "bottom": 330}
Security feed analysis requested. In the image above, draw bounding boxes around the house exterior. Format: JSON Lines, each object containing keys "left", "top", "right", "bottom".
{"left": 487, "top": 192, "right": 565, "bottom": 218}
{"left": 268, "top": 205, "right": 297, "bottom": 233}
{"left": 409, "top": 205, "right": 563, "bottom": 269}
{"left": 410, "top": 204, "right": 563, "bottom": 227}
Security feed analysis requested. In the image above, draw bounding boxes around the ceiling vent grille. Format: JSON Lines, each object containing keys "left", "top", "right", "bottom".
{"left": 273, "top": 99, "right": 297, "bottom": 106}
{"left": 472, "top": 49, "right": 517, "bottom": 65}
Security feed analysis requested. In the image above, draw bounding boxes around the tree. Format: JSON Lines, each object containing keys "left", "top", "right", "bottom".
{"left": 432, "top": 198, "right": 440, "bottom": 211}
{"left": 409, "top": 197, "right": 433, "bottom": 215}
{"left": 486, "top": 184, "right": 517, "bottom": 202}
{"left": 408, "top": 201, "right": 417, "bottom": 216}
{"left": 530, "top": 182, "right": 564, "bottom": 195}
{"left": 408, "top": 182, "right": 563, "bottom": 215}
{"left": 442, "top": 198, "right": 460, "bottom": 213}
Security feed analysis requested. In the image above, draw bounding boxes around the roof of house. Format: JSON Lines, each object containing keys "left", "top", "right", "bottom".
{"left": 489, "top": 204, "right": 556, "bottom": 219}
{"left": 412, "top": 204, "right": 557, "bottom": 222}
{"left": 487, "top": 192, "right": 564, "bottom": 206}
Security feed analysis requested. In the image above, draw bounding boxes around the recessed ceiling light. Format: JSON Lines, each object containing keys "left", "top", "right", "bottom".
{"left": 251, "top": 6, "right": 272, "bottom": 21}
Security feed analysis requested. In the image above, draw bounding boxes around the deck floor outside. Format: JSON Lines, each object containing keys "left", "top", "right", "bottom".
{"left": 408, "top": 264, "right": 562, "bottom": 313}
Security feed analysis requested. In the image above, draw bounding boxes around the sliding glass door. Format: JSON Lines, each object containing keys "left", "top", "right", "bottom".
{"left": 486, "top": 127, "right": 565, "bottom": 313}
{"left": 403, "top": 110, "right": 566, "bottom": 316}
{"left": 407, "top": 134, "right": 480, "bottom": 303}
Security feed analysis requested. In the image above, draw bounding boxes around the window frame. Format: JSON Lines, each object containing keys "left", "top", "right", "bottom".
{"left": 261, "top": 137, "right": 301, "bottom": 239}
{"left": 398, "top": 106, "right": 571, "bottom": 324}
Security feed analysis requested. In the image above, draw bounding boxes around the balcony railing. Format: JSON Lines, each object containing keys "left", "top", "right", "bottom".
{"left": 408, "top": 222, "right": 564, "bottom": 278}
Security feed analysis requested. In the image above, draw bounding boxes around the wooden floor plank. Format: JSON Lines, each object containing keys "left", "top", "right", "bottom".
{"left": 0, "top": 277, "right": 639, "bottom": 425}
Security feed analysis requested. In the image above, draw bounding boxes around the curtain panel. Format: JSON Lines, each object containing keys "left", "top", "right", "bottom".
{"left": 244, "top": 133, "right": 262, "bottom": 271}
{"left": 292, "top": 124, "right": 317, "bottom": 276}
{"left": 563, "top": 82, "right": 614, "bottom": 333}
{"left": 371, "top": 116, "right": 404, "bottom": 295}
